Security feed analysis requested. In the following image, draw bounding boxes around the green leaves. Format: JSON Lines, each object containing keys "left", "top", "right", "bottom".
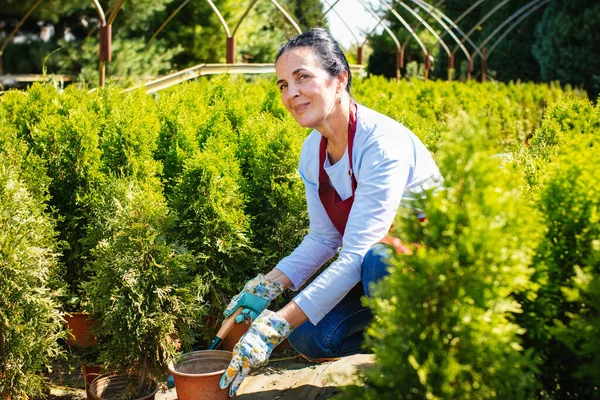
{"left": 84, "top": 177, "right": 204, "bottom": 382}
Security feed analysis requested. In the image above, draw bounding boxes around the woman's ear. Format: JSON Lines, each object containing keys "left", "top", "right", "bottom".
{"left": 337, "top": 70, "right": 349, "bottom": 92}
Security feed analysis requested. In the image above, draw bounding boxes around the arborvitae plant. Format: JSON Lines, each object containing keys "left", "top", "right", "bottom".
{"left": 169, "top": 134, "right": 253, "bottom": 334}
{"left": 1, "top": 84, "right": 103, "bottom": 311}
{"left": 92, "top": 88, "right": 163, "bottom": 180}
{"left": 0, "top": 124, "right": 64, "bottom": 398}
{"left": 84, "top": 177, "right": 204, "bottom": 395}
{"left": 236, "top": 114, "right": 308, "bottom": 268}
{"left": 343, "top": 118, "right": 542, "bottom": 399}
{"left": 518, "top": 97, "right": 598, "bottom": 193}
{"left": 519, "top": 125, "right": 600, "bottom": 398}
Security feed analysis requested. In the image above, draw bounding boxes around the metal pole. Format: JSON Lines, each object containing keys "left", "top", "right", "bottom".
{"left": 375, "top": 0, "right": 429, "bottom": 79}
{"left": 147, "top": 0, "right": 192, "bottom": 47}
{"left": 92, "top": 0, "right": 107, "bottom": 87}
{"left": 269, "top": 0, "right": 302, "bottom": 35}
{"left": 323, "top": 0, "right": 360, "bottom": 47}
{"left": 359, "top": 1, "right": 403, "bottom": 79}
{"left": 481, "top": 47, "right": 487, "bottom": 81}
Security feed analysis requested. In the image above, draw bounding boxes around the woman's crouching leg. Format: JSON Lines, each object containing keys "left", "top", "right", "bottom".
{"left": 287, "top": 284, "right": 371, "bottom": 359}
{"left": 361, "top": 243, "right": 391, "bottom": 297}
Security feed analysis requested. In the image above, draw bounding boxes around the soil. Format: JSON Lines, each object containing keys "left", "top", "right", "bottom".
{"left": 174, "top": 358, "right": 230, "bottom": 375}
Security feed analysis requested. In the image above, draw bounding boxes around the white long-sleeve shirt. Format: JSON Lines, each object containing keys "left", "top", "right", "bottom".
{"left": 275, "top": 104, "right": 441, "bottom": 325}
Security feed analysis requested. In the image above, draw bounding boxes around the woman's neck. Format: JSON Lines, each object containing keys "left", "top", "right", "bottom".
{"left": 317, "top": 96, "right": 351, "bottom": 165}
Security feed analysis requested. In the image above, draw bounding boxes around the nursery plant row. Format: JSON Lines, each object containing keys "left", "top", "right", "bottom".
{"left": 0, "top": 76, "right": 597, "bottom": 399}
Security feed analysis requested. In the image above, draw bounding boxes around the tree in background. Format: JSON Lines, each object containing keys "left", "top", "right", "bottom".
{"left": 365, "top": 0, "right": 599, "bottom": 100}
{"left": 0, "top": 0, "right": 324, "bottom": 85}
{"left": 533, "top": 0, "right": 600, "bottom": 101}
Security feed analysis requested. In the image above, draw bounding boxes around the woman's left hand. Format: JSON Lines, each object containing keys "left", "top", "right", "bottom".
{"left": 219, "top": 310, "right": 293, "bottom": 397}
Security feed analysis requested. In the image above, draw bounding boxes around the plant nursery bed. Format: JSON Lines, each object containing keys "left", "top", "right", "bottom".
{"left": 156, "top": 352, "right": 374, "bottom": 400}
{"left": 48, "top": 350, "right": 374, "bottom": 399}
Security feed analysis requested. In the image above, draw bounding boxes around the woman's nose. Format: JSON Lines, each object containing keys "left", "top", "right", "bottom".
{"left": 288, "top": 83, "right": 300, "bottom": 98}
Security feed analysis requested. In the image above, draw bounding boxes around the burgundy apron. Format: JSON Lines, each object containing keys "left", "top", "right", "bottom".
{"left": 318, "top": 103, "right": 423, "bottom": 254}
{"left": 318, "top": 102, "right": 358, "bottom": 236}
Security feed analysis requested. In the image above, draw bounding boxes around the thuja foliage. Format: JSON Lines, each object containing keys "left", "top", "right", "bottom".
{"left": 83, "top": 177, "right": 204, "bottom": 389}
{"left": 169, "top": 133, "right": 253, "bottom": 319}
{"left": 352, "top": 77, "right": 581, "bottom": 148}
{"left": 236, "top": 114, "right": 308, "bottom": 267}
{"left": 0, "top": 121, "right": 64, "bottom": 398}
{"left": 343, "top": 119, "right": 543, "bottom": 399}
{"left": 517, "top": 103, "right": 600, "bottom": 398}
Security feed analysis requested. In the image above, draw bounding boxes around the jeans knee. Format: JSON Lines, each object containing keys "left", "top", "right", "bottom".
{"left": 361, "top": 243, "right": 390, "bottom": 296}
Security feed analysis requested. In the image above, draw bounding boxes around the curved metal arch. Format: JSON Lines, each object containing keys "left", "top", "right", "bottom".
{"left": 0, "top": 0, "right": 46, "bottom": 75}
{"left": 408, "top": 0, "right": 472, "bottom": 77}
{"left": 322, "top": 0, "right": 360, "bottom": 46}
{"left": 487, "top": 0, "right": 551, "bottom": 57}
{"left": 359, "top": 0, "right": 407, "bottom": 78}
{"left": 399, "top": 0, "right": 444, "bottom": 49}
{"left": 455, "top": 0, "right": 488, "bottom": 25}
{"left": 476, "top": 0, "right": 549, "bottom": 57}
{"left": 269, "top": 0, "right": 302, "bottom": 35}
{"left": 393, "top": 0, "right": 451, "bottom": 61}
{"left": 458, "top": 0, "right": 511, "bottom": 53}
{"left": 412, "top": 0, "right": 480, "bottom": 58}
{"left": 147, "top": 0, "right": 194, "bottom": 46}
{"left": 360, "top": 2, "right": 401, "bottom": 50}
{"left": 374, "top": 1, "right": 426, "bottom": 55}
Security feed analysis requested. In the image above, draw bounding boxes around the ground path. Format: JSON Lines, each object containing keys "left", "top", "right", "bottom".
{"left": 50, "top": 353, "right": 374, "bottom": 399}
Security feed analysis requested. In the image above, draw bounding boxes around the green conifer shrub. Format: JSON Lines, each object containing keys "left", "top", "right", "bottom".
{"left": 169, "top": 134, "right": 253, "bottom": 331}
{"left": 343, "top": 119, "right": 542, "bottom": 399}
{"left": 236, "top": 114, "right": 308, "bottom": 268}
{"left": 83, "top": 177, "right": 204, "bottom": 392}
{"left": 519, "top": 129, "right": 600, "bottom": 398}
{"left": 0, "top": 122, "right": 64, "bottom": 398}
{"left": 0, "top": 84, "right": 103, "bottom": 311}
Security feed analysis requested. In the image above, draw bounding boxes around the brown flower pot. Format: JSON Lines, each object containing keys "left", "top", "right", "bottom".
{"left": 167, "top": 350, "right": 232, "bottom": 400}
{"left": 82, "top": 364, "right": 103, "bottom": 400}
{"left": 221, "top": 322, "right": 249, "bottom": 351}
{"left": 88, "top": 374, "right": 158, "bottom": 400}
{"left": 222, "top": 322, "right": 291, "bottom": 352}
{"left": 64, "top": 312, "right": 96, "bottom": 347}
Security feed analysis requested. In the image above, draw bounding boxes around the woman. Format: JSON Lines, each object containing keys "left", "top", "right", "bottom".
{"left": 220, "top": 28, "right": 441, "bottom": 397}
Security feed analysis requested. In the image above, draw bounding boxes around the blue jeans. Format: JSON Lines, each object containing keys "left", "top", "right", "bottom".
{"left": 287, "top": 243, "right": 390, "bottom": 359}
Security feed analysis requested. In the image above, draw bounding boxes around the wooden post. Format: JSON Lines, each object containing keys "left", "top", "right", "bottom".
{"left": 98, "top": 24, "right": 111, "bottom": 87}
{"left": 481, "top": 47, "right": 488, "bottom": 82}
{"left": 357, "top": 46, "right": 363, "bottom": 65}
{"left": 396, "top": 49, "right": 402, "bottom": 81}
{"left": 467, "top": 58, "right": 473, "bottom": 81}
{"left": 448, "top": 54, "right": 455, "bottom": 81}
{"left": 226, "top": 36, "right": 235, "bottom": 64}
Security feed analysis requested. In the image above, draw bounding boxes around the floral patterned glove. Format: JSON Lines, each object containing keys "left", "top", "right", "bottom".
{"left": 224, "top": 274, "right": 284, "bottom": 324}
{"left": 219, "top": 310, "right": 293, "bottom": 397}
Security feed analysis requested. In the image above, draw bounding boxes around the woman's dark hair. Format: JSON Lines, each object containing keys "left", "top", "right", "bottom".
{"left": 275, "top": 28, "right": 352, "bottom": 93}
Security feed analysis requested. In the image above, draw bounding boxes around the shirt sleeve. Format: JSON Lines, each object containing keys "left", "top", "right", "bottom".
{"left": 274, "top": 136, "right": 343, "bottom": 290}
{"left": 293, "top": 133, "right": 412, "bottom": 325}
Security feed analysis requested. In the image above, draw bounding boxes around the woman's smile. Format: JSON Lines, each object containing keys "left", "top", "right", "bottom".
{"left": 275, "top": 47, "right": 339, "bottom": 130}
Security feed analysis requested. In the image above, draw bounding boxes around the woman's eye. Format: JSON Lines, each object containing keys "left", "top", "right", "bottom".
{"left": 299, "top": 74, "right": 309, "bottom": 80}
{"left": 279, "top": 83, "right": 287, "bottom": 91}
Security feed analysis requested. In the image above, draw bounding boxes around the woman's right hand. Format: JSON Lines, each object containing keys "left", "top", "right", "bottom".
{"left": 224, "top": 274, "right": 285, "bottom": 324}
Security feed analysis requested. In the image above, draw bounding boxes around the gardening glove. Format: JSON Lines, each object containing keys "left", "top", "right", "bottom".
{"left": 224, "top": 274, "right": 284, "bottom": 324}
{"left": 219, "top": 310, "right": 293, "bottom": 397}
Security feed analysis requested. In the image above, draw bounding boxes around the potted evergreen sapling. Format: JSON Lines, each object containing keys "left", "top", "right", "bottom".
{"left": 84, "top": 178, "right": 205, "bottom": 400}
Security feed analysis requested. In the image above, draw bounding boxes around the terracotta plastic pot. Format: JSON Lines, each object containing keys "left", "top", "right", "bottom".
{"left": 64, "top": 312, "right": 96, "bottom": 347}
{"left": 167, "top": 350, "right": 232, "bottom": 400}
{"left": 82, "top": 364, "right": 103, "bottom": 400}
{"left": 221, "top": 322, "right": 248, "bottom": 351}
{"left": 88, "top": 374, "right": 158, "bottom": 400}
{"left": 222, "top": 322, "right": 291, "bottom": 351}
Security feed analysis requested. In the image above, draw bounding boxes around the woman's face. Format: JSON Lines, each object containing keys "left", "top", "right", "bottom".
{"left": 275, "top": 47, "right": 342, "bottom": 129}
